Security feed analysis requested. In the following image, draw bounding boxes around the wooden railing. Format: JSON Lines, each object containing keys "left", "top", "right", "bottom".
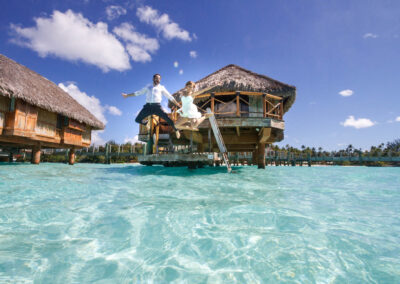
{"left": 184, "top": 91, "right": 284, "bottom": 120}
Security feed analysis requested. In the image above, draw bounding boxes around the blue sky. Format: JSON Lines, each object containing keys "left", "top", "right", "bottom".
{"left": 1, "top": 0, "right": 399, "bottom": 150}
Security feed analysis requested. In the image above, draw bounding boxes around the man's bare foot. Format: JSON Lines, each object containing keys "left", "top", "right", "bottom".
{"left": 176, "top": 130, "right": 180, "bottom": 139}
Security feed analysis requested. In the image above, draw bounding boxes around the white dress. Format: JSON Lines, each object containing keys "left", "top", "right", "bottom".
{"left": 179, "top": 96, "right": 202, "bottom": 119}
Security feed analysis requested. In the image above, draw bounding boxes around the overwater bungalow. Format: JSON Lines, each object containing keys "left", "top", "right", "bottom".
{"left": 0, "top": 54, "right": 104, "bottom": 164}
{"left": 138, "top": 64, "right": 296, "bottom": 169}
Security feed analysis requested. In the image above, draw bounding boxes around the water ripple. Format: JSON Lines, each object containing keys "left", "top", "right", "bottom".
{"left": 0, "top": 163, "right": 399, "bottom": 283}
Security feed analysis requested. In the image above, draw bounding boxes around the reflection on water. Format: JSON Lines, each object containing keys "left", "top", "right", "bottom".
{"left": 0, "top": 163, "right": 399, "bottom": 283}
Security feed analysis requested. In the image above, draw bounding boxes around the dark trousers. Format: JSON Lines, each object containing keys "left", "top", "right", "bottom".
{"left": 135, "top": 103, "right": 177, "bottom": 131}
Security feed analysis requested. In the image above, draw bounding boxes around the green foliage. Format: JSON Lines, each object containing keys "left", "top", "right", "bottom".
{"left": 41, "top": 154, "right": 67, "bottom": 163}
{"left": 77, "top": 155, "right": 106, "bottom": 164}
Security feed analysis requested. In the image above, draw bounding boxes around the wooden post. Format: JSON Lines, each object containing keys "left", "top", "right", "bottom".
{"left": 252, "top": 149, "right": 258, "bottom": 166}
{"left": 108, "top": 144, "right": 112, "bottom": 164}
{"left": 8, "top": 152, "right": 13, "bottom": 163}
{"left": 31, "top": 145, "right": 41, "bottom": 164}
{"left": 208, "top": 128, "right": 212, "bottom": 152}
{"left": 105, "top": 143, "right": 109, "bottom": 164}
{"left": 211, "top": 93, "right": 215, "bottom": 113}
{"left": 190, "top": 131, "right": 193, "bottom": 152}
{"left": 198, "top": 143, "right": 204, "bottom": 153}
{"left": 262, "top": 94, "right": 266, "bottom": 118}
{"left": 258, "top": 143, "right": 266, "bottom": 169}
{"left": 69, "top": 148, "right": 75, "bottom": 165}
{"left": 236, "top": 92, "right": 240, "bottom": 117}
{"left": 280, "top": 101, "right": 283, "bottom": 120}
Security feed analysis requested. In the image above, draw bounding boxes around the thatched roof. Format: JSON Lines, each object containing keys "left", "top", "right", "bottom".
{"left": 171, "top": 64, "right": 296, "bottom": 113}
{"left": 0, "top": 54, "right": 104, "bottom": 130}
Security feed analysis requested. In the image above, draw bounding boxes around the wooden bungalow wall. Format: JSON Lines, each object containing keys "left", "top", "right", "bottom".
{"left": 0, "top": 96, "right": 9, "bottom": 134}
{"left": 0, "top": 97, "right": 92, "bottom": 148}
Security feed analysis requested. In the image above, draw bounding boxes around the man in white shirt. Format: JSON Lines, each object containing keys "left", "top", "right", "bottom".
{"left": 122, "top": 74, "right": 180, "bottom": 138}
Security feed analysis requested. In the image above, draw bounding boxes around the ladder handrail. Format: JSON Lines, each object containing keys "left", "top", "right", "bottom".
{"left": 207, "top": 108, "right": 232, "bottom": 173}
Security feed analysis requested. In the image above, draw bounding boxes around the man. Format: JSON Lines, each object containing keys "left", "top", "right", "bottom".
{"left": 122, "top": 74, "right": 180, "bottom": 138}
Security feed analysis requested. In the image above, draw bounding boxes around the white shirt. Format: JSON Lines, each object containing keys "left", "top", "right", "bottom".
{"left": 130, "top": 84, "right": 175, "bottom": 104}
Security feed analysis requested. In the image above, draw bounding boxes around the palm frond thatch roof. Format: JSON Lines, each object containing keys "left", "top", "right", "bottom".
{"left": 0, "top": 54, "right": 104, "bottom": 130}
{"left": 171, "top": 64, "right": 296, "bottom": 113}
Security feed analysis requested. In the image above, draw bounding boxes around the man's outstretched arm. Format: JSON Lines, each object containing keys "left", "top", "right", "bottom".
{"left": 122, "top": 85, "right": 150, "bottom": 98}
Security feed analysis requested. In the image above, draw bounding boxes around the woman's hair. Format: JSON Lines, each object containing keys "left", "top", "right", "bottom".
{"left": 185, "top": 81, "right": 195, "bottom": 88}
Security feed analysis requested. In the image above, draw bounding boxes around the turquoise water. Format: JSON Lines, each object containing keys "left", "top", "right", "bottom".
{"left": 0, "top": 163, "right": 399, "bottom": 283}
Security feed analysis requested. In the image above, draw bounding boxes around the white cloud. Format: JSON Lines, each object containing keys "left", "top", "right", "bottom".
{"left": 341, "top": 115, "right": 375, "bottom": 129}
{"left": 113, "top": 22, "right": 159, "bottom": 63}
{"left": 174, "top": 61, "right": 179, "bottom": 68}
{"left": 363, "top": 33, "right": 378, "bottom": 39}
{"left": 106, "top": 5, "right": 127, "bottom": 20}
{"left": 92, "top": 131, "right": 106, "bottom": 146}
{"left": 136, "top": 6, "right": 191, "bottom": 41}
{"left": 10, "top": 10, "right": 130, "bottom": 72}
{"left": 192, "top": 33, "right": 198, "bottom": 40}
{"left": 179, "top": 69, "right": 183, "bottom": 75}
{"left": 338, "top": 89, "right": 353, "bottom": 97}
{"left": 396, "top": 116, "right": 400, "bottom": 122}
{"left": 124, "top": 135, "right": 144, "bottom": 144}
{"left": 189, "top": 50, "right": 197, "bottom": 58}
{"left": 58, "top": 82, "right": 107, "bottom": 124}
{"left": 106, "top": 105, "right": 122, "bottom": 116}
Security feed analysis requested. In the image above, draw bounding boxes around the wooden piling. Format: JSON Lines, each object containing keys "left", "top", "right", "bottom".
{"left": 257, "top": 143, "right": 265, "bottom": 169}
{"left": 68, "top": 148, "right": 75, "bottom": 165}
{"left": 31, "top": 145, "right": 41, "bottom": 164}
{"left": 252, "top": 149, "right": 258, "bottom": 166}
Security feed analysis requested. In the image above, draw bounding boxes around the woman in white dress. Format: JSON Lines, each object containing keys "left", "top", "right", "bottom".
{"left": 175, "top": 81, "right": 213, "bottom": 130}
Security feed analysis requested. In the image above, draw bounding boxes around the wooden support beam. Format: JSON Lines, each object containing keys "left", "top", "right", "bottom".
{"left": 235, "top": 126, "right": 240, "bottom": 137}
{"left": 197, "top": 143, "right": 204, "bottom": 153}
{"left": 203, "top": 133, "right": 259, "bottom": 145}
{"left": 182, "top": 130, "right": 203, "bottom": 144}
{"left": 252, "top": 149, "right": 258, "bottom": 166}
{"left": 69, "top": 148, "right": 75, "bottom": 165}
{"left": 154, "top": 121, "right": 160, "bottom": 154}
{"left": 236, "top": 92, "right": 241, "bottom": 117}
{"left": 258, "top": 127, "right": 272, "bottom": 143}
{"left": 31, "top": 145, "right": 41, "bottom": 164}
{"left": 198, "top": 117, "right": 285, "bottom": 130}
{"left": 262, "top": 94, "right": 266, "bottom": 118}
{"left": 257, "top": 143, "right": 266, "bottom": 169}
{"left": 208, "top": 128, "right": 212, "bottom": 152}
{"left": 211, "top": 93, "right": 215, "bottom": 113}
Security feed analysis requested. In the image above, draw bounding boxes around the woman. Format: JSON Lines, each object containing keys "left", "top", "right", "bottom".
{"left": 175, "top": 81, "right": 213, "bottom": 130}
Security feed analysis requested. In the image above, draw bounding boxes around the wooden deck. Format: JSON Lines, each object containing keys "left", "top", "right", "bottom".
{"left": 138, "top": 153, "right": 215, "bottom": 168}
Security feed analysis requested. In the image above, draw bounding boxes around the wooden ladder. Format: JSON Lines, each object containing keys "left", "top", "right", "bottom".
{"left": 206, "top": 108, "right": 232, "bottom": 173}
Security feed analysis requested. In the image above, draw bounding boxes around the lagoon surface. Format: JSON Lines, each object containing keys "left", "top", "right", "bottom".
{"left": 0, "top": 163, "right": 399, "bottom": 283}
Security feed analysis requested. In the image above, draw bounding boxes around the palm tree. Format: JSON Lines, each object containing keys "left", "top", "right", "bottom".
{"left": 346, "top": 144, "right": 353, "bottom": 155}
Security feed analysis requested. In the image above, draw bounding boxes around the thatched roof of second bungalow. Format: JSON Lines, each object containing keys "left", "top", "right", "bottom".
{"left": 171, "top": 64, "right": 296, "bottom": 113}
{"left": 0, "top": 54, "right": 104, "bottom": 130}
